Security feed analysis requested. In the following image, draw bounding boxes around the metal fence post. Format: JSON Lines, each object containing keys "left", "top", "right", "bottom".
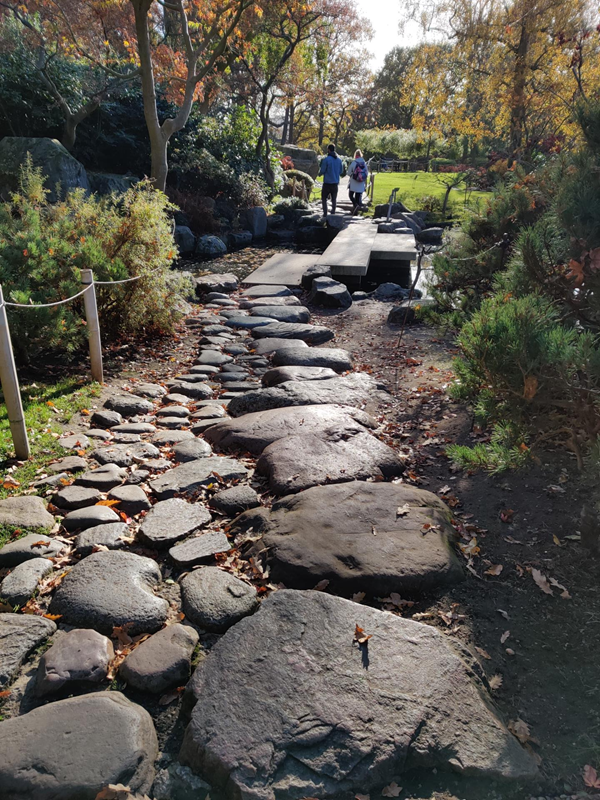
{"left": 80, "top": 269, "right": 104, "bottom": 384}
{"left": 0, "top": 284, "right": 30, "bottom": 460}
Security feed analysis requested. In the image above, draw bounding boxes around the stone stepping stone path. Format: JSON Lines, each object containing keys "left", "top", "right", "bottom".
{"left": 0, "top": 273, "right": 536, "bottom": 798}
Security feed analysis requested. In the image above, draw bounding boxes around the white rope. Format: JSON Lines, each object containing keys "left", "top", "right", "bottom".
{"left": 2, "top": 284, "right": 93, "bottom": 309}
{"left": 94, "top": 262, "right": 166, "bottom": 285}
{"left": 444, "top": 241, "right": 501, "bottom": 262}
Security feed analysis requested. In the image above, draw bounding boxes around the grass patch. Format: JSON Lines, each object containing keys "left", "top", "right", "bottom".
{"left": 369, "top": 171, "right": 492, "bottom": 214}
{"left": 0, "top": 524, "right": 52, "bottom": 550}
{"left": 0, "top": 377, "right": 101, "bottom": 501}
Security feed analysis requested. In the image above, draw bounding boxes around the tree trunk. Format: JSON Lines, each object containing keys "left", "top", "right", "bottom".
{"left": 281, "top": 104, "right": 289, "bottom": 145}
{"left": 61, "top": 115, "right": 77, "bottom": 151}
{"left": 318, "top": 103, "right": 325, "bottom": 148}
{"left": 289, "top": 103, "right": 295, "bottom": 144}
{"left": 509, "top": 20, "right": 530, "bottom": 162}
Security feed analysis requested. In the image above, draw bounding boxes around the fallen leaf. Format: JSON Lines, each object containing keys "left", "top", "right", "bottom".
{"left": 549, "top": 577, "right": 571, "bottom": 599}
{"left": 381, "top": 782, "right": 402, "bottom": 797}
{"left": 43, "top": 613, "right": 62, "bottom": 621}
{"left": 489, "top": 674, "right": 503, "bottom": 691}
{"left": 500, "top": 508, "right": 514, "bottom": 523}
{"left": 566, "top": 258, "right": 584, "bottom": 286}
{"left": 158, "top": 686, "right": 185, "bottom": 706}
{"left": 112, "top": 624, "right": 134, "bottom": 648}
{"left": 459, "top": 537, "right": 480, "bottom": 556}
{"left": 485, "top": 564, "right": 503, "bottom": 576}
{"left": 352, "top": 592, "right": 366, "bottom": 603}
{"left": 475, "top": 646, "right": 492, "bottom": 660}
{"left": 505, "top": 647, "right": 515, "bottom": 656}
{"left": 96, "top": 499, "right": 121, "bottom": 507}
{"left": 313, "top": 579, "right": 329, "bottom": 591}
{"left": 0, "top": 689, "right": 11, "bottom": 699}
{"left": 355, "top": 795, "right": 370, "bottom": 800}
{"left": 500, "top": 630, "right": 510, "bottom": 644}
{"left": 396, "top": 504, "right": 410, "bottom": 517}
{"left": 508, "top": 718, "right": 531, "bottom": 744}
{"left": 354, "top": 624, "right": 372, "bottom": 645}
{"left": 583, "top": 764, "right": 600, "bottom": 789}
{"left": 552, "top": 534, "right": 562, "bottom": 547}
{"left": 530, "top": 568, "right": 553, "bottom": 595}
{"left": 497, "top": 608, "right": 510, "bottom": 620}
{"left": 523, "top": 375, "right": 538, "bottom": 400}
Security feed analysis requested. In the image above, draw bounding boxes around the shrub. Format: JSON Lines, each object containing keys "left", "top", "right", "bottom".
{"left": 237, "top": 172, "right": 269, "bottom": 209}
{"left": 415, "top": 194, "right": 444, "bottom": 213}
{"left": 167, "top": 188, "right": 221, "bottom": 234}
{"left": 273, "top": 196, "right": 309, "bottom": 215}
{"left": 281, "top": 155, "right": 294, "bottom": 170}
{"left": 283, "top": 169, "right": 314, "bottom": 190}
{"left": 0, "top": 158, "right": 182, "bottom": 363}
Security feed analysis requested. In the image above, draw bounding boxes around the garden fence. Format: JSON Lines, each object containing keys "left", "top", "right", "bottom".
{"left": 0, "top": 264, "right": 165, "bottom": 460}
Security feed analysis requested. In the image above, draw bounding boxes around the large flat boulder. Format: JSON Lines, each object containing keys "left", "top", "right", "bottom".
{"left": 35, "top": 628, "right": 114, "bottom": 697}
{"left": 49, "top": 551, "right": 169, "bottom": 635}
{"left": 119, "top": 623, "right": 198, "bottom": 694}
{"left": 272, "top": 346, "right": 352, "bottom": 372}
{"left": 139, "top": 498, "right": 211, "bottom": 548}
{"left": 241, "top": 284, "right": 291, "bottom": 298}
{"left": 148, "top": 457, "right": 249, "bottom": 500}
{"left": 0, "top": 532, "right": 62, "bottom": 567}
{"left": 308, "top": 276, "right": 352, "bottom": 308}
{"left": 251, "top": 337, "right": 309, "bottom": 355}
{"left": 205, "top": 404, "right": 376, "bottom": 455}
{"left": 0, "top": 692, "right": 158, "bottom": 799}
{"left": 180, "top": 567, "right": 258, "bottom": 632}
{"left": 257, "top": 430, "right": 405, "bottom": 493}
{"left": 262, "top": 365, "right": 338, "bottom": 386}
{"left": 180, "top": 590, "right": 538, "bottom": 799}
{"left": 249, "top": 306, "right": 310, "bottom": 324}
{"left": 195, "top": 272, "right": 238, "bottom": 295}
{"left": 0, "top": 137, "right": 89, "bottom": 201}
{"left": 234, "top": 481, "right": 463, "bottom": 596}
{"left": 226, "top": 373, "right": 377, "bottom": 417}
{"left": 0, "top": 558, "right": 53, "bottom": 606}
{"left": 252, "top": 322, "right": 334, "bottom": 345}
{"left": 239, "top": 296, "right": 301, "bottom": 309}
{"left": 0, "top": 614, "right": 56, "bottom": 688}
{"left": 281, "top": 144, "right": 320, "bottom": 177}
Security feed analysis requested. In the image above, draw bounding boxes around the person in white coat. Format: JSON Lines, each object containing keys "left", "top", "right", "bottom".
{"left": 347, "top": 149, "right": 368, "bottom": 214}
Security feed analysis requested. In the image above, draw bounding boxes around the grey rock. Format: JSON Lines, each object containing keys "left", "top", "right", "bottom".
{"left": 240, "top": 296, "right": 302, "bottom": 309}
{"left": 196, "top": 350, "right": 233, "bottom": 366}
{"left": 211, "top": 485, "right": 260, "bottom": 515}
{"left": 281, "top": 144, "right": 320, "bottom": 177}
{"left": 152, "top": 430, "right": 195, "bottom": 445}
{"left": 149, "top": 457, "right": 249, "bottom": 500}
{"left": 144, "top": 458, "right": 173, "bottom": 470}
{"left": 416, "top": 226, "right": 444, "bottom": 245}
{"left": 195, "top": 272, "right": 238, "bottom": 295}
{"left": 91, "top": 409, "right": 122, "bottom": 428}
{"left": 241, "top": 284, "right": 292, "bottom": 298}
{"left": 0, "top": 558, "right": 53, "bottom": 606}
{"left": 108, "top": 484, "right": 151, "bottom": 515}
{"left": 301, "top": 263, "right": 332, "bottom": 289}
{"left": 158, "top": 416, "right": 188, "bottom": 430}
{"left": 62, "top": 504, "right": 121, "bottom": 532}
{"left": 374, "top": 200, "right": 410, "bottom": 217}
{"left": 224, "top": 315, "right": 274, "bottom": 330}
{"left": 180, "top": 567, "right": 258, "bottom": 631}
{"left": 0, "top": 614, "right": 56, "bottom": 688}
{"left": 239, "top": 206, "right": 268, "bottom": 238}
{"left": 227, "top": 372, "right": 376, "bottom": 417}
{"left": 111, "top": 422, "right": 156, "bottom": 434}
{"left": 58, "top": 433, "right": 90, "bottom": 450}
{"left": 0, "top": 496, "right": 54, "bottom": 530}
{"left": 168, "top": 383, "right": 213, "bottom": 403}
{"left": 87, "top": 428, "right": 112, "bottom": 440}
{"left": 202, "top": 323, "right": 233, "bottom": 335}
{"left": 86, "top": 171, "right": 138, "bottom": 195}
{"left": 205, "top": 291, "right": 230, "bottom": 301}
{"left": 180, "top": 590, "right": 537, "bottom": 798}
{"left": 50, "top": 551, "right": 168, "bottom": 635}
{"left": 91, "top": 442, "right": 160, "bottom": 467}
{"left": 224, "top": 344, "right": 248, "bottom": 355}
{"left": 135, "top": 382, "right": 167, "bottom": 399}
{"left": 190, "top": 419, "right": 222, "bottom": 435}
{"left": 388, "top": 297, "right": 436, "bottom": 325}
{"left": 373, "top": 282, "right": 410, "bottom": 300}
{"left": 196, "top": 234, "right": 227, "bottom": 255}
{"left": 48, "top": 455, "right": 88, "bottom": 473}
{"left": 156, "top": 405, "right": 190, "bottom": 418}
{"left": 120, "top": 623, "right": 198, "bottom": 693}
{"left": 252, "top": 337, "right": 309, "bottom": 355}
{"left": 169, "top": 531, "right": 231, "bottom": 567}
{"left": 35, "top": 628, "right": 114, "bottom": 696}
{"left": 75, "top": 464, "right": 127, "bottom": 491}
{"left": 250, "top": 305, "right": 310, "bottom": 323}
{"left": 252, "top": 321, "right": 334, "bottom": 345}
{"left": 258, "top": 430, "right": 404, "bottom": 493}
{"left": 272, "top": 345, "right": 353, "bottom": 372}
{"left": 190, "top": 405, "right": 226, "bottom": 420}
{"left": 206, "top": 404, "right": 375, "bottom": 455}
{"left": 0, "top": 692, "right": 158, "bottom": 798}
{"left": 0, "top": 533, "right": 62, "bottom": 567}
{"left": 164, "top": 393, "right": 194, "bottom": 405}
{"left": 139, "top": 498, "right": 211, "bottom": 548}
{"left": 33, "top": 472, "right": 70, "bottom": 488}
{"left": 351, "top": 290, "right": 370, "bottom": 300}
{"left": 52, "top": 485, "right": 102, "bottom": 510}
{"left": 262, "top": 365, "right": 338, "bottom": 386}
{"left": 228, "top": 230, "right": 253, "bottom": 247}
{"left": 126, "top": 469, "right": 151, "bottom": 485}
{"left": 0, "top": 137, "right": 88, "bottom": 201}
{"left": 105, "top": 393, "right": 154, "bottom": 417}
{"left": 173, "top": 438, "right": 213, "bottom": 462}
{"left": 153, "top": 763, "right": 211, "bottom": 800}
{"left": 175, "top": 373, "right": 217, "bottom": 384}
{"left": 308, "top": 276, "right": 353, "bottom": 308}
{"left": 74, "top": 522, "right": 131, "bottom": 556}
{"left": 237, "top": 482, "right": 462, "bottom": 595}
{"left": 175, "top": 225, "right": 196, "bottom": 254}
{"left": 214, "top": 371, "right": 250, "bottom": 383}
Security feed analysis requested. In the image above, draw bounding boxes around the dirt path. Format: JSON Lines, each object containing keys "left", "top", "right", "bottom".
{"left": 311, "top": 299, "right": 600, "bottom": 799}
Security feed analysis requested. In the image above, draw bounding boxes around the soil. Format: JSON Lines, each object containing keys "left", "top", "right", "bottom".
{"left": 310, "top": 297, "right": 600, "bottom": 800}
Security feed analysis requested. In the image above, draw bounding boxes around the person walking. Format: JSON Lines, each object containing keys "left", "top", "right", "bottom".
{"left": 348, "top": 149, "right": 368, "bottom": 214}
{"left": 318, "top": 143, "right": 343, "bottom": 217}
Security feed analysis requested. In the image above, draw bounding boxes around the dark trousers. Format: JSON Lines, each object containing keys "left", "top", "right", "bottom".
{"left": 349, "top": 190, "right": 363, "bottom": 210}
{"left": 321, "top": 182, "right": 338, "bottom": 215}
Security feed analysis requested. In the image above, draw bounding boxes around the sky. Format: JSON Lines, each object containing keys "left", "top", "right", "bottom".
{"left": 354, "top": 0, "right": 425, "bottom": 71}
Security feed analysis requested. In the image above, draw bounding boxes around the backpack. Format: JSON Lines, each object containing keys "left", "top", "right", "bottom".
{"left": 352, "top": 161, "right": 368, "bottom": 182}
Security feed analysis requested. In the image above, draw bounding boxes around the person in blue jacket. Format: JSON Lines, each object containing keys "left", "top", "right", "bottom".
{"left": 318, "top": 143, "right": 343, "bottom": 217}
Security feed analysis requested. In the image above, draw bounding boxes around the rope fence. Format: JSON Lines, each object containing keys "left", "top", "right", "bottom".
{"left": 0, "top": 265, "right": 162, "bottom": 460}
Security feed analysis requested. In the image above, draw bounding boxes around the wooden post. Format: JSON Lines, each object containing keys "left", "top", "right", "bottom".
{"left": 80, "top": 269, "right": 104, "bottom": 384}
{"left": 0, "top": 284, "right": 30, "bottom": 460}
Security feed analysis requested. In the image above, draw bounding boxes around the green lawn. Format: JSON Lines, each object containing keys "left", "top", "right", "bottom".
{"left": 369, "top": 171, "right": 492, "bottom": 215}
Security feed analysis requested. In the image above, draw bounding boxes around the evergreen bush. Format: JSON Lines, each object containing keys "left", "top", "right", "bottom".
{"left": 0, "top": 158, "right": 182, "bottom": 363}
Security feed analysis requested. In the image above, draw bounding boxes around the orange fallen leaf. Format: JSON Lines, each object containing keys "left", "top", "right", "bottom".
{"left": 352, "top": 592, "right": 366, "bottom": 603}
{"left": 509, "top": 718, "right": 531, "bottom": 744}
{"left": 158, "top": 686, "right": 185, "bottom": 706}
{"left": 96, "top": 499, "right": 121, "bottom": 507}
{"left": 313, "top": 579, "right": 330, "bottom": 591}
{"left": 0, "top": 689, "right": 11, "bottom": 699}
{"left": 584, "top": 764, "right": 600, "bottom": 789}
{"left": 500, "top": 509, "right": 514, "bottom": 523}
{"left": 530, "top": 568, "right": 553, "bottom": 595}
{"left": 523, "top": 375, "right": 538, "bottom": 401}
{"left": 43, "top": 613, "right": 62, "bottom": 621}
{"left": 475, "top": 646, "right": 491, "bottom": 660}
{"left": 354, "top": 624, "right": 372, "bottom": 645}
{"left": 485, "top": 564, "right": 503, "bottom": 576}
